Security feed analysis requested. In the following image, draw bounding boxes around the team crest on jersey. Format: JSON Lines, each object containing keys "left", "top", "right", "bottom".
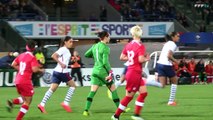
{"left": 42, "top": 72, "right": 52, "bottom": 84}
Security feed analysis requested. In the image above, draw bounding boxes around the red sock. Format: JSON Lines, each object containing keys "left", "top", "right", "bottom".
{"left": 115, "top": 96, "right": 133, "bottom": 117}
{"left": 13, "top": 98, "right": 22, "bottom": 105}
{"left": 134, "top": 92, "right": 147, "bottom": 115}
{"left": 16, "top": 104, "right": 29, "bottom": 120}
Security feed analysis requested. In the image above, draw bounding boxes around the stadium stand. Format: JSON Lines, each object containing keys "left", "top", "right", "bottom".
{"left": 106, "top": 0, "right": 212, "bottom": 32}
{"left": 0, "top": 0, "right": 46, "bottom": 21}
{"left": 32, "top": 0, "right": 78, "bottom": 21}
{"left": 0, "top": 20, "right": 26, "bottom": 52}
{"left": 108, "top": 0, "right": 176, "bottom": 21}
{"left": 169, "top": 0, "right": 213, "bottom": 32}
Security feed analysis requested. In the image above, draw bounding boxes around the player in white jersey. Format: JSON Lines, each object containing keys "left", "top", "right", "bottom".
{"left": 38, "top": 36, "right": 76, "bottom": 113}
{"left": 156, "top": 32, "right": 180, "bottom": 106}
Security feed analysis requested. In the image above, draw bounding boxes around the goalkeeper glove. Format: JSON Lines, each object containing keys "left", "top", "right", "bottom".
{"left": 105, "top": 70, "right": 113, "bottom": 82}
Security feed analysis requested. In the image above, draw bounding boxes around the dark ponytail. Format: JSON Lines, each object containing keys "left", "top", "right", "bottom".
{"left": 97, "top": 31, "right": 109, "bottom": 40}
{"left": 26, "top": 40, "right": 36, "bottom": 51}
{"left": 60, "top": 36, "right": 72, "bottom": 47}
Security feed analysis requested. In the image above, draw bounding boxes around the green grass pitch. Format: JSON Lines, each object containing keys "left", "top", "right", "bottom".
{"left": 0, "top": 85, "right": 213, "bottom": 120}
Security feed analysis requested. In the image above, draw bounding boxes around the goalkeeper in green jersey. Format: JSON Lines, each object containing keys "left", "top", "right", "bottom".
{"left": 83, "top": 31, "right": 120, "bottom": 116}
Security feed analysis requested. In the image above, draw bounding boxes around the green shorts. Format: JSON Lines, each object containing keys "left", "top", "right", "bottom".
{"left": 91, "top": 74, "right": 114, "bottom": 86}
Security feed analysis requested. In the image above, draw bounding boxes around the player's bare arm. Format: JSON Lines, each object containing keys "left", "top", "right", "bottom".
{"left": 168, "top": 50, "right": 178, "bottom": 63}
{"left": 120, "top": 53, "right": 128, "bottom": 61}
{"left": 51, "top": 52, "right": 66, "bottom": 68}
{"left": 11, "top": 61, "right": 19, "bottom": 70}
{"left": 139, "top": 54, "right": 150, "bottom": 63}
{"left": 32, "top": 66, "right": 45, "bottom": 73}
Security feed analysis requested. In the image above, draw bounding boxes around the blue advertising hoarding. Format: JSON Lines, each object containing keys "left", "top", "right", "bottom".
{"left": 179, "top": 32, "right": 213, "bottom": 44}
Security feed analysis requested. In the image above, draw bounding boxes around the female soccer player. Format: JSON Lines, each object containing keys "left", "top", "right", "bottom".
{"left": 111, "top": 25, "right": 150, "bottom": 120}
{"left": 38, "top": 36, "right": 76, "bottom": 113}
{"left": 10, "top": 40, "right": 44, "bottom": 120}
{"left": 156, "top": 32, "right": 180, "bottom": 106}
{"left": 83, "top": 31, "right": 120, "bottom": 116}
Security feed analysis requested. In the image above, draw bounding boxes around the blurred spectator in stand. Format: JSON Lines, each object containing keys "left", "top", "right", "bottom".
{"left": 205, "top": 60, "right": 213, "bottom": 83}
{"left": 32, "top": 47, "right": 45, "bottom": 87}
{"left": 99, "top": 5, "right": 107, "bottom": 21}
{"left": 178, "top": 57, "right": 188, "bottom": 69}
{"left": 194, "top": 59, "right": 207, "bottom": 84}
{"left": 199, "top": 21, "right": 206, "bottom": 32}
{"left": 172, "top": 61, "right": 179, "bottom": 72}
{"left": 206, "top": 8, "right": 213, "bottom": 25}
{"left": 88, "top": 13, "right": 98, "bottom": 21}
{"left": 121, "top": 6, "right": 131, "bottom": 21}
{"left": 187, "top": 58, "right": 197, "bottom": 83}
{"left": 1, "top": 0, "right": 44, "bottom": 21}
{"left": 0, "top": 52, "right": 19, "bottom": 69}
{"left": 177, "top": 13, "right": 189, "bottom": 27}
{"left": 35, "top": 47, "right": 45, "bottom": 65}
{"left": 70, "top": 51, "right": 84, "bottom": 86}
{"left": 108, "top": 0, "right": 120, "bottom": 11}
{"left": 177, "top": 57, "right": 191, "bottom": 79}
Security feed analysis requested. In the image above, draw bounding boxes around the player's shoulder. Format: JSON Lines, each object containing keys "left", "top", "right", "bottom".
{"left": 59, "top": 46, "right": 68, "bottom": 51}
{"left": 99, "top": 42, "right": 109, "bottom": 50}
{"left": 166, "top": 41, "right": 177, "bottom": 48}
{"left": 166, "top": 41, "right": 176, "bottom": 46}
{"left": 132, "top": 41, "right": 144, "bottom": 49}
{"left": 24, "top": 52, "right": 36, "bottom": 59}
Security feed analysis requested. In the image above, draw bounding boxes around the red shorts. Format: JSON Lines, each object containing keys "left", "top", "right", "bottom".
{"left": 125, "top": 70, "right": 145, "bottom": 92}
{"left": 16, "top": 84, "right": 34, "bottom": 97}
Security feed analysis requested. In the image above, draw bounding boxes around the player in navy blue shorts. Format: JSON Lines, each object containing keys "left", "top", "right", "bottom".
{"left": 156, "top": 32, "right": 180, "bottom": 106}
{"left": 38, "top": 36, "right": 76, "bottom": 113}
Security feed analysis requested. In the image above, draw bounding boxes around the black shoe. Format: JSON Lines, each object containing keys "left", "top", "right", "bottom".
{"left": 6, "top": 99, "right": 13, "bottom": 112}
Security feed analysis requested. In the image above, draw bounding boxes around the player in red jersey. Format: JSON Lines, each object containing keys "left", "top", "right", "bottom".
{"left": 8, "top": 40, "right": 44, "bottom": 120}
{"left": 111, "top": 25, "right": 150, "bottom": 120}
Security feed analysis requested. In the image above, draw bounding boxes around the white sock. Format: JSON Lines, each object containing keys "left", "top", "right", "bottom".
{"left": 64, "top": 87, "right": 75, "bottom": 105}
{"left": 115, "top": 81, "right": 122, "bottom": 88}
{"left": 145, "top": 76, "right": 163, "bottom": 88}
{"left": 146, "top": 80, "right": 163, "bottom": 88}
{"left": 40, "top": 89, "right": 53, "bottom": 107}
{"left": 18, "top": 97, "right": 24, "bottom": 103}
{"left": 168, "top": 84, "right": 177, "bottom": 103}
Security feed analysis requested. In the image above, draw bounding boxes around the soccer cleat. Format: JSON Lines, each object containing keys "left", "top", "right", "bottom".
{"left": 131, "top": 115, "right": 144, "bottom": 120}
{"left": 6, "top": 99, "right": 13, "bottom": 112}
{"left": 111, "top": 115, "right": 119, "bottom": 120}
{"left": 107, "top": 89, "right": 112, "bottom": 99}
{"left": 38, "top": 104, "right": 47, "bottom": 113}
{"left": 167, "top": 101, "right": 177, "bottom": 106}
{"left": 83, "top": 110, "right": 90, "bottom": 116}
{"left": 61, "top": 102, "right": 72, "bottom": 112}
{"left": 194, "top": 82, "right": 198, "bottom": 85}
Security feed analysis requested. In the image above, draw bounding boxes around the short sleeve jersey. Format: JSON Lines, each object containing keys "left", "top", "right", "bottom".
{"left": 14, "top": 52, "right": 39, "bottom": 84}
{"left": 85, "top": 42, "right": 111, "bottom": 73}
{"left": 122, "top": 40, "right": 146, "bottom": 73}
{"left": 157, "top": 41, "right": 177, "bottom": 66}
{"left": 54, "top": 46, "right": 71, "bottom": 73}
